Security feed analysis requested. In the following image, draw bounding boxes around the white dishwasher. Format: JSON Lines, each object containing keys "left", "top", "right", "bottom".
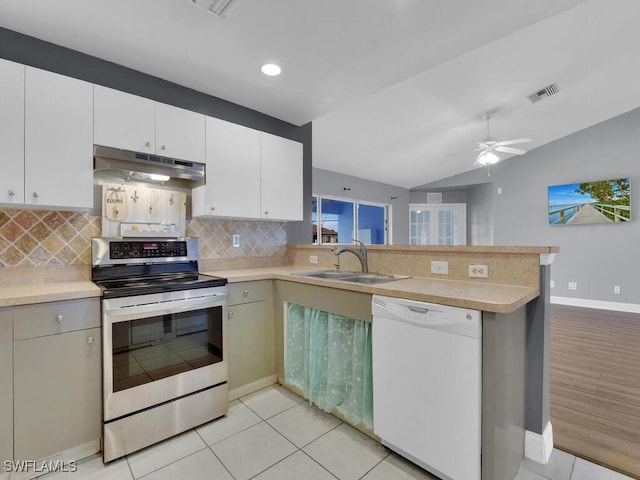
{"left": 372, "top": 295, "right": 482, "bottom": 480}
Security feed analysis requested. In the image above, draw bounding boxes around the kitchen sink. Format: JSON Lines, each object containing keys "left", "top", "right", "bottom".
{"left": 339, "top": 273, "right": 409, "bottom": 284}
{"left": 293, "top": 270, "right": 358, "bottom": 279}
{"left": 293, "top": 270, "right": 410, "bottom": 285}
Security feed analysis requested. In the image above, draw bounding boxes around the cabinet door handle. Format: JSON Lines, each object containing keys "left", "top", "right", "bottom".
{"left": 161, "top": 144, "right": 166, "bottom": 150}
{"left": 210, "top": 206, "right": 216, "bottom": 211}
{"left": 87, "top": 336, "right": 94, "bottom": 344}
{"left": 55, "top": 314, "right": 63, "bottom": 322}
{"left": 264, "top": 210, "right": 269, "bottom": 216}
{"left": 243, "top": 290, "right": 249, "bottom": 297}
{"left": 32, "top": 192, "right": 39, "bottom": 199}
{"left": 8, "top": 189, "right": 15, "bottom": 197}
{"left": 145, "top": 141, "right": 151, "bottom": 147}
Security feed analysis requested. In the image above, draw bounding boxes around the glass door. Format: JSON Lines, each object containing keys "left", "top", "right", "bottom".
{"left": 410, "top": 204, "right": 466, "bottom": 245}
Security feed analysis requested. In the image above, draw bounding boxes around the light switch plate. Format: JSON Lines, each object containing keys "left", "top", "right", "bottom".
{"left": 431, "top": 261, "right": 448, "bottom": 275}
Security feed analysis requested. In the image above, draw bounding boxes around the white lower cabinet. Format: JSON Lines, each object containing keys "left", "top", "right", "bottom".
{"left": 227, "top": 281, "right": 275, "bottom": 398}
{"left": 11, "top": 298, "right": 101, "bottom": 462}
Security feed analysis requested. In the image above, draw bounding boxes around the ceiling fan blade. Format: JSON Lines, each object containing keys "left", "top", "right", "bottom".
{"left": 494, "top": 138, "right": 532, "bottom": 147}
{"left": 496, "top": 146, "right": 527, "bottom": 155}
{"left": 445, "top": 147, "right": 476, "bottom": 158}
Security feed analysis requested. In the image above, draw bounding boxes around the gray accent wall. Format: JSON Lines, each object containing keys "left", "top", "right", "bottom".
{"left": 413, "top": 106, "right": 640, "bottom": 306}
{"left": 313, "top": 168, "right": 410, "bottom": 244}
{"left": 0, "top": 27, "right": 312, "bottom": 244}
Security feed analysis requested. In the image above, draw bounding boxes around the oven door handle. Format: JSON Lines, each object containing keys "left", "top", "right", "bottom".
{"left": 104, "top": 294, "right": 225, "bottom": 322}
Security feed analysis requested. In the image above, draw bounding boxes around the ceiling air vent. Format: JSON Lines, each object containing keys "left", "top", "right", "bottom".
{"left": 188, "top": 0, "right": 242, "bottom": 17}
{"left": 527, "top": 84, "right": 559, "bottom": 104}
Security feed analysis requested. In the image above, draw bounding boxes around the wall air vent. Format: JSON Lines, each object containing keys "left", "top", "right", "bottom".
{"left": 426, "top": 192, "right": 443, "bottom": 204}
{"left": 527, "top": 84, "right": 559, "bottom": 104}
{"left": 187, "top": 0, "right": 242, "bottom": 18}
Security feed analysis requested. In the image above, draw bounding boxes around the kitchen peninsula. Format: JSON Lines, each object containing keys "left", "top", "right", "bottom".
{"left": 1, "top": 244, "right": 557, "bottom": 480}
{"left": 202, "top": 243, "right": 558, "bottom": 480}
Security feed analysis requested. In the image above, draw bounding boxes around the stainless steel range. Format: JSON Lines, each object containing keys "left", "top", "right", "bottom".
{"left": 91, "top": 237, "right": 228, "bottom": 462}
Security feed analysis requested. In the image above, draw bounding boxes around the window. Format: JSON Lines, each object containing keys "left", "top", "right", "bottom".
{"left": 410, "top": 204, "right": 466, "bottom": 245}
{"left": 312, "top": 195, "right": 390, "bottom": 245}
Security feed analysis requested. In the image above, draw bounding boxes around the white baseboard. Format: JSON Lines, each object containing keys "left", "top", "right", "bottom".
{"left": 525, "top": 421, "right": 554, "bottom": 464}
{"left": 551, "top": 296, "right": 640, "bottom": 314}
{"left": 228, "top": 375, "right": 278, "bottom": 401}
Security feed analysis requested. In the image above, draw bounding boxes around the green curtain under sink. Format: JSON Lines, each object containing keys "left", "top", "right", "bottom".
{"left": 285, "top": 303, "right": 373, "bottom": 429}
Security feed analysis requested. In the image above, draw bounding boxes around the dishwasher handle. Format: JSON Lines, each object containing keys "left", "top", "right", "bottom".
{"left": 407, "top": 305, "right": 429, "bottom": 314}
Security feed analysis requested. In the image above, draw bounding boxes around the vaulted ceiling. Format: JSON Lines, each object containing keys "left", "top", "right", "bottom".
{"left": 2, "top": 0, "right": 639, "bottom": 188}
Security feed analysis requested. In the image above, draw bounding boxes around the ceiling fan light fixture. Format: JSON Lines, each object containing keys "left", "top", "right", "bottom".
{"left": 476, "top": 150, "right": 500, "bottom": 166}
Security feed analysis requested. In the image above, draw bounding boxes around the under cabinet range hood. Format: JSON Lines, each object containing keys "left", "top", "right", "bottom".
{"left": 93, "top": 145, "right": 205, "bottom": 188}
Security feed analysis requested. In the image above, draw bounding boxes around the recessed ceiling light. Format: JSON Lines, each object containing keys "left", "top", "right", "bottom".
{"left": 261, "top": 63, "right": 282, "bottom": 76}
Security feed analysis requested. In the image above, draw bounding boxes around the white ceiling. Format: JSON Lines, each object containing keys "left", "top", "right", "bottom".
{"left": 1, "top": 0, "right": 639, "bottom": 188}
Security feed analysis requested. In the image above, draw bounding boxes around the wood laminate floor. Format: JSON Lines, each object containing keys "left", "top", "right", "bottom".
{"left": 550, "top": 304, "right": 640, "bottom": 479}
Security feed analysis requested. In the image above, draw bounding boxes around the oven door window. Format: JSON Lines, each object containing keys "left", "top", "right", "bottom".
{"left": 112, "top": 306, "right": 223, "bottom": 392}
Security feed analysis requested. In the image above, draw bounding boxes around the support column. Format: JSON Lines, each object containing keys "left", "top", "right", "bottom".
{"left": 524, "top": 254, "right": 554, "bottom": 463}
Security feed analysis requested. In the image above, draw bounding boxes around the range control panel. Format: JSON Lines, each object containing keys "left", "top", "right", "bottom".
{"left": 109, "top": 241, "right": 188, "bottom": 259}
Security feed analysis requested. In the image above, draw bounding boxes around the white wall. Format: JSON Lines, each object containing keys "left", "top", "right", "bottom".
{"left": 413, "top": 106, "right": 640, "bottom": 308}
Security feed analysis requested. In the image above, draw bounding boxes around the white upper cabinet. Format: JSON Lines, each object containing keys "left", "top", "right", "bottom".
{"left": 155, "top": 102, "right": 205, "bottom": 163}
{"left": 260, "top": 132, "right": 304, "bottom": 221}
{"left": 94, "top": 85, "right": 205, "bottom": 163}
{"left": 24, "top": 67, "right": 94, "bottom": 209}
{"left": 193, "top": 117, "right": 261, "bottom": 218}
{"left": 94, "top": 85, "right": 155, "bottom": 153}
{"left": 193, "top": 117, "right": 303, "bottom": 221}
{"left": 0, "top": 58, "right": 25, "bottom": 205}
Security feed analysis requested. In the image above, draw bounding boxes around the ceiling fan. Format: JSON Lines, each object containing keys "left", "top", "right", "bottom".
{"left": 473, "top": 112, "right": 531, "bottom": 173}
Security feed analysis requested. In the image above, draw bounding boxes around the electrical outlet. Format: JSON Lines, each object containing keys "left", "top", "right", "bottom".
{"left": 469, "top": 264, "right": 489, "bottom": 278}
{"left": 550, "top": 280, "right": 555, "bottom": 288}
{"left": 614, "top": 285, "right": 621, "bottom": 295}
{"left": 232, "top": 234, "right": 240, "bottom": 248}
{"left": 431, "top": 261, "right": 448, "bottom": 275}
{"left": 568, "top": 282, "right": 578, "bottom": 291}
{"left": 309, "top": 255, "right": 318, "bottom": 264}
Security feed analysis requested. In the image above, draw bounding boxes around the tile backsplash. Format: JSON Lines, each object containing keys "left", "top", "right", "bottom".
{"left": 187, "top": 217, "right": 287, "bottom": 259}
{"left": 0, "top": 208, "right": 100, "bottom": 267}
{"left": 0, "top": 208, "right": 287, "bottom": 268}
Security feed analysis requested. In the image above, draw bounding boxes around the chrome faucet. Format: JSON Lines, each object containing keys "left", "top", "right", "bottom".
{"left": 332, "top": 239, "right": 369, "bottom": 273}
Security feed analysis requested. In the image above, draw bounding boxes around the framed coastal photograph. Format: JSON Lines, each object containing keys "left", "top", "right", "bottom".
{"left": 548, "top": 178, "right": 630, "bottom": 225}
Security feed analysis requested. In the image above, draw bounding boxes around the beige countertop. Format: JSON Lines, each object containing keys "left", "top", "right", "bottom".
{"left": 0, "top": 281, "right": 101, "bottom": 308}
{"left": 203, "top": 265, "right": 539, "bottom": 314}
{"left": 0, "top": 265, "right": 538, "bottom": 313}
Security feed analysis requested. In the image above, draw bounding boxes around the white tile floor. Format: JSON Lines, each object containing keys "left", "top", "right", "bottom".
{"left": 40, "top": 385, "right": 634, "bottom": 480}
